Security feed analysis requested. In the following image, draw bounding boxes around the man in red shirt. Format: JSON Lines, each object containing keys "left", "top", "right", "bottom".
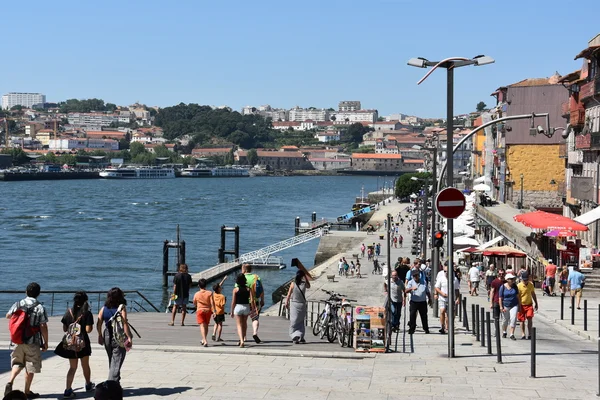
{"left": 545, "top": 260, "right": 558, "bottom": 297}
{"left": 489, "top": 269, "right": 505, "bottom": 322}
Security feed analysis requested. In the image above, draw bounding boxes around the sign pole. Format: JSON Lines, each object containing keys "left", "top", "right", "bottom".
{"left": 446, "top": 66, "right": 455, "bottom": 358}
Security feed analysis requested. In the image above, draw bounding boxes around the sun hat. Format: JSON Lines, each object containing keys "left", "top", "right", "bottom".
{"left": 505, "top": 273, "right": 516, "bottom": 280}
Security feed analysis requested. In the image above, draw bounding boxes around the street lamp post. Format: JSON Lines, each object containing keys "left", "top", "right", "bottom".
{"left": 519, "top": 174, "right": 524, "bottom": 210}
{"left": 408, "top": 55, "right": 494, "bottom": 358}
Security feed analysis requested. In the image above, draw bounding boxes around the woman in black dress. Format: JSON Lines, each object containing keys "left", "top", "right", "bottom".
{"left": 54, "top": 291, "right": 95, "bottom": 398}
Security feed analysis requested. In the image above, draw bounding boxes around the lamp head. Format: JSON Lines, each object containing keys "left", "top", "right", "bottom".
{"left": 473, "top": 55, "right": 495, "bottom": 66}
{"left": 407, "top": 57, "right": 429, "bottom": 68}
{"left": 411, "top": 177, "right": 419, "bottom": 181}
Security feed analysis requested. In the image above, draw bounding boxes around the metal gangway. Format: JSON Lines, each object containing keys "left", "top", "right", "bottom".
{"left": 191, "top": 228, "right": 325, "bottom": 282}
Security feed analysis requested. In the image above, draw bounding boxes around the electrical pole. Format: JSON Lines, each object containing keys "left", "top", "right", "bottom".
{"left": 446, "top": 66, "right": 456, "bottom": 358}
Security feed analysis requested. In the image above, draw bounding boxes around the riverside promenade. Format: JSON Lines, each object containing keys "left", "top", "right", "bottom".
{"left": 1, "top": 200, "right": 599, "bottom": 399}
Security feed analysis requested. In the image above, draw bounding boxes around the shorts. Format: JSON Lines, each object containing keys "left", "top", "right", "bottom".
{"left": 196, "top": 309, "right": 212, "bottom": 324}
{"left": 174, "top": 296, "right": 189, "bottom": 307}
{"left": 438, "top": 298, "right": 447, "bottom": 310}
{"left": 11, "top": 343, "right": 42, "bottom": 373}
{"left": 546, "top": 277, "right": 556, "bottom": 287}
{"left": 560, "top": 280, "right": 568, "bottom": 286}
{"left": 571, "top": 288, "right": 583, "bottom": 299}
{"left": 470, "top": 281, "right": 479, "bottom": 289}
{"left": 517, "top": 304, "right": 534, "bottom": 321}
{"left": 234, "top": 304, "right": 251, "bottom": 316}
{"left": 492, "top": 304, "right": 501, "bottom": 320}
{"left": 214, "top": 314, "right": 225, "bottom": 324}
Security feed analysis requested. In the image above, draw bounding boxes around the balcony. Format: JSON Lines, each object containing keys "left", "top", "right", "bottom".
{"left": 570, "top": 109, "right": 586, "bottom": 126}
{"left": 568, "top": 150, "right": 583, "bottom": 164}
{"left": 580, "top": 75, "right": 600, "bottom": 101}
{"left": 576, "top": 133, "right": 591, "bottom": 149}
{"left": 592, "top": 134, "right": 600, "bottom": 149}
{"left": 561, "top": 101, "right": 570, "bottom": 117}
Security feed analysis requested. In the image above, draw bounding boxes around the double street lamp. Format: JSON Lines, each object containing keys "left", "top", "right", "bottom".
{"left": 408, "top": 55, "right": 495, "bottom": 358}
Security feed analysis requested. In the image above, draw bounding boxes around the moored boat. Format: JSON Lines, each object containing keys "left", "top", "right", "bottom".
{"left": 99, "top": 166, "right": 175, "bottom": 179}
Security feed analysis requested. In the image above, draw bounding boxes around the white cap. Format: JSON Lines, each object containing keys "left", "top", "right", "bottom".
{"left": 505, "top": 273, "right": 516, "bottom": 279}
{"left": 548, "top": 259, "right": 553, "bottom": 263}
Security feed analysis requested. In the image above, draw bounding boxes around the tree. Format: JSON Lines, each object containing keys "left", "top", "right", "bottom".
{"left": 118, "top": 138, "right": 130, "bottom": 150}
{"left": 377, "top": 116, "right": 385, "bottom": 121}
{"left": 246, "top": 148, "right": 258, "bottom": 166}
{"left": 1, "top": 147, "right": 30, "bottom": 166}
{"left": 10, "top": 105, "right": 23, "bottom": 111}
{"left": 476, "top": 101, "right": 487, "bottom": 112}
{"left": 395, "top": 172, "right": 432, "bottom": 198}
{"left": 129, "top": 142, "right": 146, "bottom": 158}
{"left": 345, "top": 122, "right": 371, "bottom": 144}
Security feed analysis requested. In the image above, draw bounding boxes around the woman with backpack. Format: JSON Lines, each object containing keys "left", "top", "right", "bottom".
{"left": 97, "top": 287, "right": 132, "bottom": 383}
{"left": 54, "top": 291, "right": 95, "bottom": 398}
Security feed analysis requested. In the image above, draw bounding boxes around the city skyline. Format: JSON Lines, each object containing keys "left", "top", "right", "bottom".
{"left": 1, "top": 0, "right": 598, "bottom": 118}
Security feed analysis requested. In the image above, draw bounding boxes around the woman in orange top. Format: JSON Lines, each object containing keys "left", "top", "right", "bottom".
{"left": 193, "top": 278, "right": 215, "bottom": 347}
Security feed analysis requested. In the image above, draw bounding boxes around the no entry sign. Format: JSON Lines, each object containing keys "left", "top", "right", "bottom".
{"left": 436, "top": 187, "right": 466, "bottom": 219}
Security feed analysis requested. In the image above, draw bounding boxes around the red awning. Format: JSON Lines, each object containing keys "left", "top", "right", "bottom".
{"left": 482, "top": 246, "right": 526, "bottom": 258}
{"left": 514, "top": 210, "right": 588, "bottom": 232}
{"left": 460, "top": 247, "right": 480, "bottom": 254}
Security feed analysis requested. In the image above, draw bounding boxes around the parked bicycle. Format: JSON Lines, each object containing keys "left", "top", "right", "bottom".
{"left": 312, "top": 289, "right": 356, "bottom": 346}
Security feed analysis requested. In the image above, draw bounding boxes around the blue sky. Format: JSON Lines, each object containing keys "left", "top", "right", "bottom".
{"left": 2, "top": 0, "right": 598, "bottom": 118}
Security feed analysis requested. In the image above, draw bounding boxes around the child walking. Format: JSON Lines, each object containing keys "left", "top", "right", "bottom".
{"left": 211, "top": 276, "right": 227, "bottom": 342}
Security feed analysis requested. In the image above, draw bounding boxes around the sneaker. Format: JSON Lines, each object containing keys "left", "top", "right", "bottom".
{"left": 502, "top": 332, "right": 507, "bottom": 338}
{"left": 292, "top": 336, "right": 300, "bottom": 344}
{"left": 510, "top": 335, "right": 516, "bottom": 340}
{"left": 299, "top": 338, "right": 306, "bottom": 344}
{"left": 26, "top": 392, "right": 40, "bottom": 399}
{"left": 521, "top": 336, "right": 526, "bottom": 340}
{"left": 85, "top": 382, "right": 95, "bottom": 392}
{"left": 5, "top": 383, "right": 12, "bottom": 397}
{"left": 253, "top": 334, "right": 261, "bottom": 344}
{"left": 63, "top": 388, "right": 76, "bottom": 398}
{"left": 439, "top": 328, "right": 446, "bottom": 334}
{"left": 527, "top": 336, "right": 532, "bottom": 340}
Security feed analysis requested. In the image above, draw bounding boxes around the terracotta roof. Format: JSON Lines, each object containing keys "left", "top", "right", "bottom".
{"left": 86, "top": 131, "right": 127, "bottom": 139}
{"left": 309, "top": 158, "right": 350, "bottom": 162}
{"left": 352, "top": 153, "right": 402, "bottom": 159}
{"left": 557, "top": 70, "right": 583, "bottom": 84}
{"left": 404, "top": 159, "right": 424, "bottom": 164}
{"left": 508, "top": 77, "right": 558, "bottom": 87}
{"left": 374, "top": 120, "right": 399, "bottom": 124}
{"left": 272, "top": 121, "right": 300, "bottom": 126}
{"left": 281, "top": 145, "right": 299, "bottom": 149}
{"left": 238, "top": 150, "right": 305, "bottom": 158}
{"left": 574, "top": 45, "right": 600, "bottom": 60}
{"left": 192, "top": 147, "right": 232, "bottom": 154}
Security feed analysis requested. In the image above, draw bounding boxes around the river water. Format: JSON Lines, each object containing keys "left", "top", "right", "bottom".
{"left": 0, "top": 175, "right": 390, "bottom": 314}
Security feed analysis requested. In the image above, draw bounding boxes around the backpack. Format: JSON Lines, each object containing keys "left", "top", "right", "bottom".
{"left": 63, "top": 309, "right": 85, "bottom": 352}
{"left": 9, "top": 302, "right": 40, "bottom": 345}
{"left": 108, "top": 305, "right": 127, "bottom": 347}
{"left": 250, "top": 274, "right": 263, "bottom": 299}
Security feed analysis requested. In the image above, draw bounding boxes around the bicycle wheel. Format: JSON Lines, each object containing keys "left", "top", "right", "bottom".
{"left": 326, "top": 314, "right": 337, "bottom": 343}
{"left": 313, "top": 310, "right": 325, "bottom": 336}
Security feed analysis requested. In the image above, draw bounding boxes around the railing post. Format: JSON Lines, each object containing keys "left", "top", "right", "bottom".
{"left": 486, "top": 311, "right": 492, "bottom": 355}
{"left": 471, "top": 304, "right": 476, "bottom": 336}
{"left": 475, "top": 304, "right": 480, "bottom": 340}
{"left": 560, "top": 293, "right": 564, "bottom": 320}
{"left": 458, "top": 293, "right": 462, "bottom": 322}
{"left": 463, "top": 298, "right": 469, "bottom": 331}
{"left": 571, "top": 296, "right": 575, "bottom": 325}
{"left": 584, "top": 299, "right": 588, "bottom": 331}
{"left": 494, "top": 317, "right": 502, "bottom": 364}
{"left": 311, "top": 302, "right": 314, "bottom": 327}
{"left": 530, "top": 327, "right": 536, "bottom": 378}
{"left": 480, "top": 307, "right": 485, "bottom": 347}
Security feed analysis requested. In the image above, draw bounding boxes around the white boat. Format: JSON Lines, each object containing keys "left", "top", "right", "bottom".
{"left": 180, "top": 166, "right": 212, "bottom": 177}
{"left": 211, "top": 166, "right": 250, "bottom": 177}
{"left": 99, "top": 166, "right": 175, "bottom": 179}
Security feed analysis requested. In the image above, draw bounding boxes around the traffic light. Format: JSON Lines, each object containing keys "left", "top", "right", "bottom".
{"left": 434, "top": 231, "right": 445, "bottom": 248}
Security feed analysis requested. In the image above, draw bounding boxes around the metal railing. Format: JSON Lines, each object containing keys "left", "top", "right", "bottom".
{"left": 0, "top": 290, "right": 161, "bottom": 317}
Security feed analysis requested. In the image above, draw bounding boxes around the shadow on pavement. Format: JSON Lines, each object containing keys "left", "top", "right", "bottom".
{"left": 123, "top": 386, "right": 193, "bottom": 397}
{"left": 0, "top": 349, "right": 57, "bottom": 375}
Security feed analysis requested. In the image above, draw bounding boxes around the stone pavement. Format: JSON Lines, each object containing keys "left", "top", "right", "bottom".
{"left": 2, "top": 200, "right": 600, "bottom": 399}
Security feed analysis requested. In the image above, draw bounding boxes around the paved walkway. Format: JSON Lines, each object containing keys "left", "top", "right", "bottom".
{"left": 2, "top": 200, "right": 600, "bottom": 399}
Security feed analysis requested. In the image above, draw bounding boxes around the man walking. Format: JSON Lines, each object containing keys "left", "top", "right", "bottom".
{"left": 517, "top": 272, "right": 539, "bottom": 340}
{"left": 405, "top": 269, "right": 431, "bottom": 335}
{"left": 489, "top": 268, "right": 505, "bottom": 322}
{"left": 435, "top": 265, "right": 460, "bottom": 334}
{"left": 568, "top": 265, "right": 586, "bottom": 309}
{"left": 545, "top": 259, "right": 558, "bottom": 296}
{"left": 384, "top": 271, "right": 405, "bottom": 332}
{"left": 5, "top": 282, "right": 49, "bottom": 398}
{"left": 169, "top": 263, "right": 192, "bottom": 326}
{"left": 485, "top": 264, "right": 497, "bottom": 301}
{"left": 241, "top": 264, "right": 265, "bottom": 343}
{"left": 468, "top": 263, "right": 481, "bottom": 296}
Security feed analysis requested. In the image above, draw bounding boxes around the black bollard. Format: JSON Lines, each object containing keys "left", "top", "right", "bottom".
{"left": 471, "top": 304, "right": 476, "bottom": 335}
{"left": 584, "top": 300, "right": 588, "bottom": 331}
{"left": 475, "top": 305, "right": 480, "bottom": 340}
{"left": 463, "top": 298, "right": 470, "bottom": 331}
{"left": 494, "top": 317, "right": 502, "bottom": 364}
{"left": 530, "top": 327, "right": 537, "bottom": 378}
{"left": 571, "top": 296, "right": 575, "bottom": 325}
{"left": 480, "top": 307, "right": 486, "bottom": 347}
{"left": 458, "top": 293, "right": 462, "bottom": 322}
{"left": 486, "top": 311, "right": 492, "bottom": 355}
{"left": 560, "top": 293, "right": 564, "bottom": 320}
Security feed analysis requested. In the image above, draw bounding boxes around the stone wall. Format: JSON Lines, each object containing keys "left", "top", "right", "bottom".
{"left": 314, "top": 234, "right": 364, "bottom": 265}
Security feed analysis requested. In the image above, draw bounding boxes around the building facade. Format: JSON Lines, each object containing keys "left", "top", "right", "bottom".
{"left": 288, "top": 107, "right": 330, "bottom": 122}
{"left": 331, "top": 110, "right": 378, "bottom": 123}
{"left": 351, "top": 153, "right": 403, "bottom": 171}
{"left": 2, "top": 92, "right": 46, "bottom": 109}
{"left": 338, "top": 101, "right": 361, "bottom": 111}
{"left": 68, "top": 113, "right": 118, "bottom": 128}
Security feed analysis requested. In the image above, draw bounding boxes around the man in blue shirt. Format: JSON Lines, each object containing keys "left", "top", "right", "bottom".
{"left": 568, "top": 265, "right": 586, "bottom": 310}
{"left": 405, "top": 269, "right": 431, "bottom": 335}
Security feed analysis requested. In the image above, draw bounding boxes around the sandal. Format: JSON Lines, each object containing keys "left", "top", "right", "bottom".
{"left": 239, "top": 341, "right": 245, "bottom": 348}
{"left": 168, "top": 322, "right": 174, "bottom": 326}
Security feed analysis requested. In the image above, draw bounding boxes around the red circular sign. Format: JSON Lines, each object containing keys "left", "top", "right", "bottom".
{"left": 436, "top": 187, "right": 466, "bottom": 219}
